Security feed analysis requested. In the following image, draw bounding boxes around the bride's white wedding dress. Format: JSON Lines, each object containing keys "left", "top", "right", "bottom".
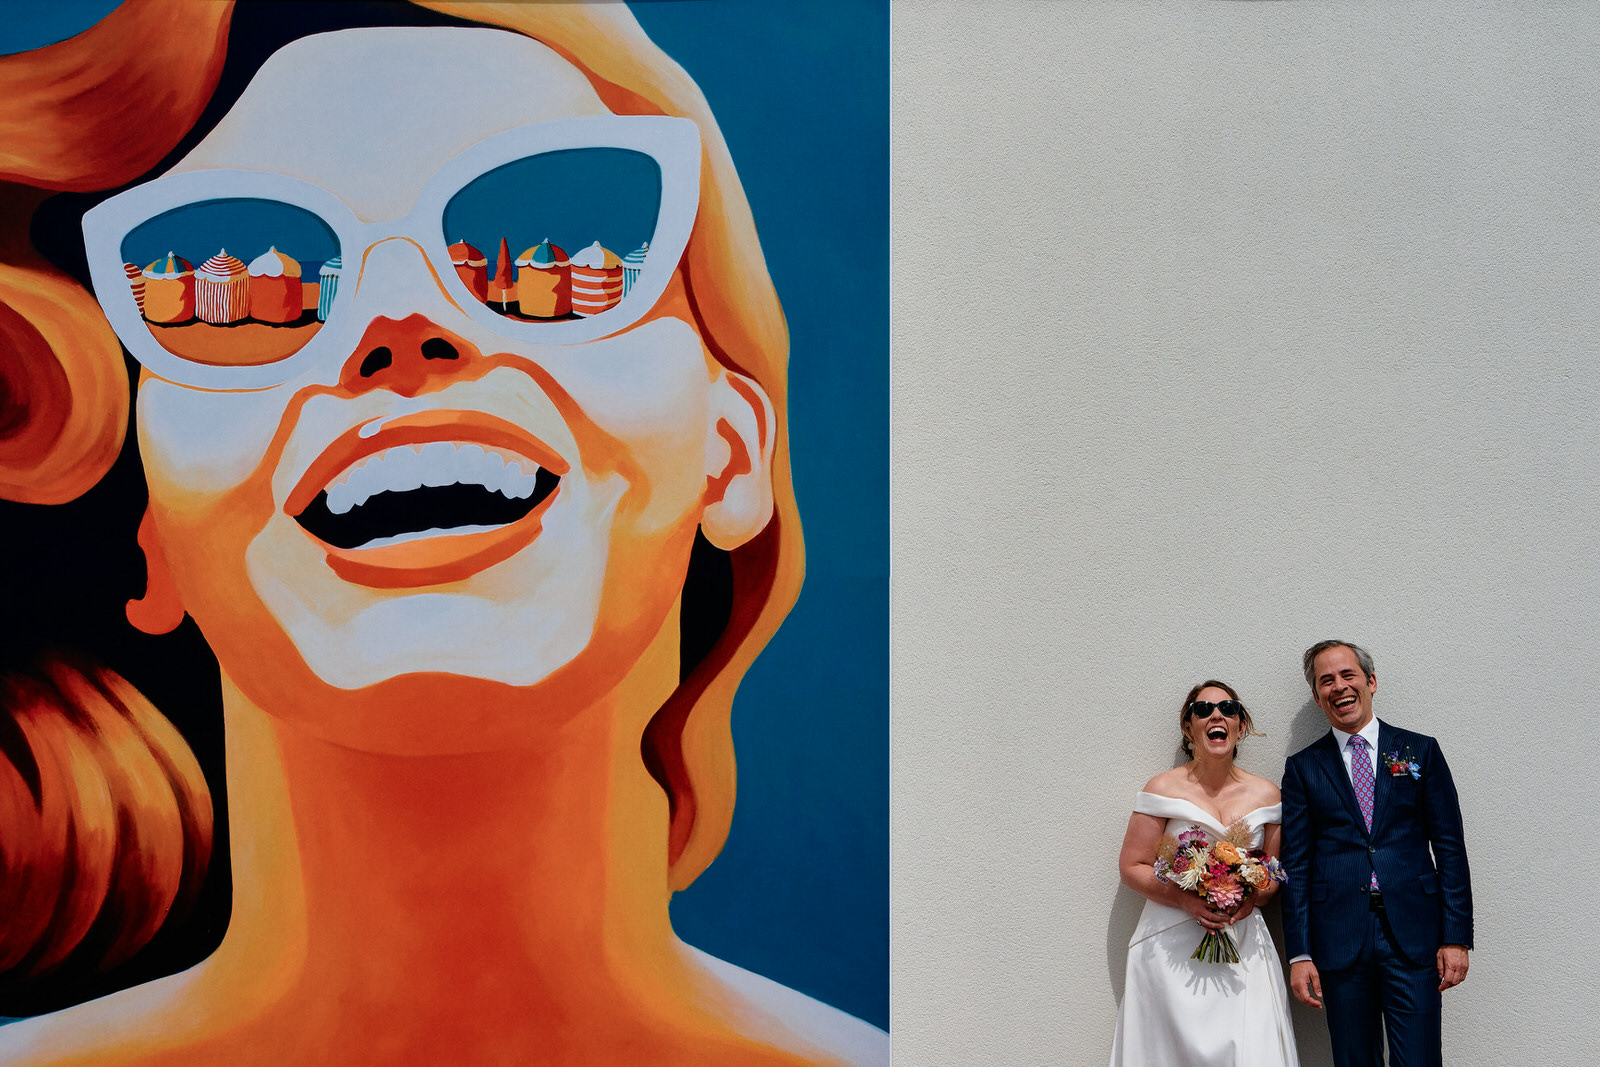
{"left": 1109, "top": 792, "right": 1299, "bottom": 1067}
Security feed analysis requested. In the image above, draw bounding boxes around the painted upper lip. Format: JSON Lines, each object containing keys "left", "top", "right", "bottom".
{"left": 285, "top": 409, "right": 570, "bottom": 521}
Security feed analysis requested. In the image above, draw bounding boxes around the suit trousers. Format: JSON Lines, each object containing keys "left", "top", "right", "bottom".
{"left": 1320, "top": 901, "right": 1442, "bottom": 1067}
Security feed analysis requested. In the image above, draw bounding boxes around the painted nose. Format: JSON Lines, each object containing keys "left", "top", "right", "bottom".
{"left": 340, "top": 313, "right": 483, "bottom": 396}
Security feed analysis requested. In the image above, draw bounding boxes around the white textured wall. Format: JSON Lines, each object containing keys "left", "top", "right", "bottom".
{"left": 893, "top": 3, "right": 1600, "bottom": 1064}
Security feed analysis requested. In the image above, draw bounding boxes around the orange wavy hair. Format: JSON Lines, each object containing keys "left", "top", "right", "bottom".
{"left": 0, "top": 654, "right": 211, "bottom": 983}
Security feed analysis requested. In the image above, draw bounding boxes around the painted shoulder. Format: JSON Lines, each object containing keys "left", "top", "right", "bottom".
{"left": 688, "top": 946, "right": 889, "bottom": 1067}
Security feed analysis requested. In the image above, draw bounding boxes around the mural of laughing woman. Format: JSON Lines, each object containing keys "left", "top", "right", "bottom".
{"left": 0, "top": 1, "right": 887, "bottom": 1064}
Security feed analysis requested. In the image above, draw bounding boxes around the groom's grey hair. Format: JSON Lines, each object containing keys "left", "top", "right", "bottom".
{"left": 1302, "top": 640, "right": 1376, "bottom": 690}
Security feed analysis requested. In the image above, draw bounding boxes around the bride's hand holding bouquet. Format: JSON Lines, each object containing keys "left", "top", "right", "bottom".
{"left": 1154, "top": 826, "right": 1287, "bottom": 963}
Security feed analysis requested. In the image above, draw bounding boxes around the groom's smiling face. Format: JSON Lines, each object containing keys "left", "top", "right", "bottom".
{"left": 1312, "top": 645, "right": 1376, "bottom": 733}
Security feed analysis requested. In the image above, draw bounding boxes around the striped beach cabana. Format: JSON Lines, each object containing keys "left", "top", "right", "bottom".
{"left": 621, "top": 242, "right": 648, "bottom": 298}
{"left": 569, "top": 241, "right": 623, "bottom": 317}
{"left": 317, "top": 256, "right": 343, "bottom": 321}
{"left": 123, "top": 262, "right": 146, "bottom": 314}
{"left": 195, "top": 250, "right": 250, "bottom": 324}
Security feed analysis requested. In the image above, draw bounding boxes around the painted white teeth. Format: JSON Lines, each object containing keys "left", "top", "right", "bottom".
{"left": 323, "top": 443, "right": 544, "bottom": 515}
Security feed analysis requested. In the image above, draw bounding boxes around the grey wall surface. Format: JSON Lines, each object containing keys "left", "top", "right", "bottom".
{"left": 893, "top": 3, "right": 1600, "bottom": 1064}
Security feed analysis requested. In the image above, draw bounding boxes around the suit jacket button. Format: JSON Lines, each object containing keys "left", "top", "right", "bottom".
{"left": 1368, "top": 846, "right": 1376, "bottom": 853}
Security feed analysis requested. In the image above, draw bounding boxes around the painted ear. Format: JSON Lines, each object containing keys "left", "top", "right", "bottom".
{"left": 700, "top": 370, "right": 775, "bottom": 550}
{"left": 126, "top": 506, "right": 185, "bottom": 635}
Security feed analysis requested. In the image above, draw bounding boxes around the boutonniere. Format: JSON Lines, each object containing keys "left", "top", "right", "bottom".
{"left": 1383, "top": 748, "right": 1421, "bottom": 779}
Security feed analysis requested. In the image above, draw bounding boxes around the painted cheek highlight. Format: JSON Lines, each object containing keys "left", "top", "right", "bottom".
{"left": 534, "top": 316, "right": 712, "bottom": 529}
{"left": 138, "top": 378, "right": 294, "bottom": 499}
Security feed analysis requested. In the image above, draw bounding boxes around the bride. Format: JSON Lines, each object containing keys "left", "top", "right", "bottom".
{"left": 1110, "top": 680, "right": 1299, "bottom": 1067}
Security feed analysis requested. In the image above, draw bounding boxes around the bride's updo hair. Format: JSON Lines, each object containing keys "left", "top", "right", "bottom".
{"left": 1178, "top": 678, "right": 1259, "bottom": 759}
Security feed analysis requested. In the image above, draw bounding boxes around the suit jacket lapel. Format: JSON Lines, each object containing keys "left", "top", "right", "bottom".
{"left": 1312, "top": 731, "right": 1368, "bottom": 835}
{"left": 1370, "top": 720, "right": 1393, "bottom": 837}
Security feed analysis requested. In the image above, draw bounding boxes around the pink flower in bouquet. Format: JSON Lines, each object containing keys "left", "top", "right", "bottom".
{"left": 1206, "top": 876, "right": 1243, "bottom": 911}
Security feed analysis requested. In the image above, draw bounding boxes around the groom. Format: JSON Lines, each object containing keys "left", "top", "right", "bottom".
{"left": 1281, "top": 640, "right": 1473, "bottom": 1067}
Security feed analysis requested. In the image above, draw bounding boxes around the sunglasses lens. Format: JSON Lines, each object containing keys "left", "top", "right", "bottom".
{"left": 441, "top": 147, "right": 663, "bottom": 323}
{"left": 1189, "top": 700, "right": 1243, "bottom": 719}
{"left": 116, "top": 199, "right": 341, "bottom": 367}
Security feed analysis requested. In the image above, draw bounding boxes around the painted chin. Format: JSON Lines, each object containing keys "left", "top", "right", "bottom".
{"left": 285, "top": 411, "right": 570, "bottom": 589}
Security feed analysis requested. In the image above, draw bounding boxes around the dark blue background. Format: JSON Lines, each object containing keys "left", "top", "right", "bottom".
{"left": 632, "top": 1, "right": 888, "bottom": 1031}
{"left": 2, "top": 0, "right": 888, "bottom": 1030}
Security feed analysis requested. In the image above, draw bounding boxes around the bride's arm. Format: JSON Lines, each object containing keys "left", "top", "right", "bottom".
{"left": 1117, "top": 811, "right": 1230, "bottom": 931}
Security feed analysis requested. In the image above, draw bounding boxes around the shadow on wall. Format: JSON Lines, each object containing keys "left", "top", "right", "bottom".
{"left": 1105, "top": 885, "right": 1144, "bottom": 1004}
{"left": 1282, "top": 698, "right": 1335, "bottom": 1067}
{"left": 1286, "top": 699, "right": 1332, "bottom": 759}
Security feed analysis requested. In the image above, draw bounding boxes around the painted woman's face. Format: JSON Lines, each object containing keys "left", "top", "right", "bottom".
{"left": 129, "top": 29, "right": 772, "bottom": 750}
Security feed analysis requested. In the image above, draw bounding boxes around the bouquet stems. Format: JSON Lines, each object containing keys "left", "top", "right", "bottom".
{"left": 1191, "top": 929, "right": 1241, "bottom": 964}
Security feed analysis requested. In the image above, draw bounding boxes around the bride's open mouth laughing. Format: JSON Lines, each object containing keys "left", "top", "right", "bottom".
{"left": 285, "top": 409, "right": 569, "bottom": 589}
{"left": 1205, "top": 725, "right": 1229, "bottom": 742}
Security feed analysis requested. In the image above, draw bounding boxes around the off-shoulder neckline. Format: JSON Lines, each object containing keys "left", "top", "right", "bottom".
{"left": 1135, "top": 790, "right": 1282, "bottom": 833}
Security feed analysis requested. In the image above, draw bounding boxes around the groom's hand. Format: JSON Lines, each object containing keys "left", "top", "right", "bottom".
{"left": 1289, "top": 960, "right": 1323, "bottom": 1009}
{"left": 1437, "top": 944, "right": 1470, "bottom": 991}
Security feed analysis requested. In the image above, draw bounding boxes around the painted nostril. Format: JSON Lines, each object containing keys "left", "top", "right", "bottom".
{"left": 420, "top": 337, "right": 459, "bottom": 361}
{"left": 360, "top": 347, "right": 393, "bottom": 377}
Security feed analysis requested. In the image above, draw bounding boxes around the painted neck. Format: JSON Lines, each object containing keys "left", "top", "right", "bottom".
{"left": 204, "top": 615, "right": 690, "bottom": 1026}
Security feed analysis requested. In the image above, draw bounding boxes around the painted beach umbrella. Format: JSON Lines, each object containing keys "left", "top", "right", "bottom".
{"left": 195, "top": 250, "right": 250, "bottom": 324}
{"left": 569, "top": 241, "right": 624, "bottom": 317}
{"left": 621, "top": 242, "right": 648, "bottom": 297}
{"left": 247, "top": 247, "right": 303, "bottom": 324}
{"left": 141, "top": 252, "right": 194, "bottom": 324}
{"left": 317, "top": 256, "right": 342, "bottom": 322}
{"left": 514, "top": 238, "right": 571, "bottom": 319}
{"left": 449, "top": 240, "right": 489, "bottom": 303}
{"left": 486, "top": 237, "right": 517, "bottom": 314}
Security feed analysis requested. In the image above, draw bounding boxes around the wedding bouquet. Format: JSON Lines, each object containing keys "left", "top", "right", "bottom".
{"left": 1153, "top": 825, "right": 1287, "bottom": 963}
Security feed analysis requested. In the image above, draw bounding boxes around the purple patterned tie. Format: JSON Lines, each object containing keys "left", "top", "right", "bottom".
{"left": 1349, "top": 734, "right": 1379, "bottom": 890}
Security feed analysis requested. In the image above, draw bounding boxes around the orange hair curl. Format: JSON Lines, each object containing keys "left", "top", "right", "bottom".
{"left": 0, "top": 654, "right": 211, "bottom": 984}
{"left": 0, "top": 0, "right": 233, "bottom": 504}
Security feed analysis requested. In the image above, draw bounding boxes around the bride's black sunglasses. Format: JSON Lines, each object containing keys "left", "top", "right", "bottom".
{"left": 1187, "top": 699, "right": 1243, "bottom": 719}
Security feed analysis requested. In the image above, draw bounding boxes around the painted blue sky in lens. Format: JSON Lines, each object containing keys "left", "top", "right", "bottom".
{"left": 442, "top": 148, "right": 660, "bottom": 277}
{"left": 121, "top": 199, "right": 339, "bottom": 274}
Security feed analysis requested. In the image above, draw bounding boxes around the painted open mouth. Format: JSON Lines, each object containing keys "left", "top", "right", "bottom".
{"left": 294, "top": 441, "right": 559, "bottom": 549}
{"left": 286, "top": 411, "right": 570, "bottom": 589}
